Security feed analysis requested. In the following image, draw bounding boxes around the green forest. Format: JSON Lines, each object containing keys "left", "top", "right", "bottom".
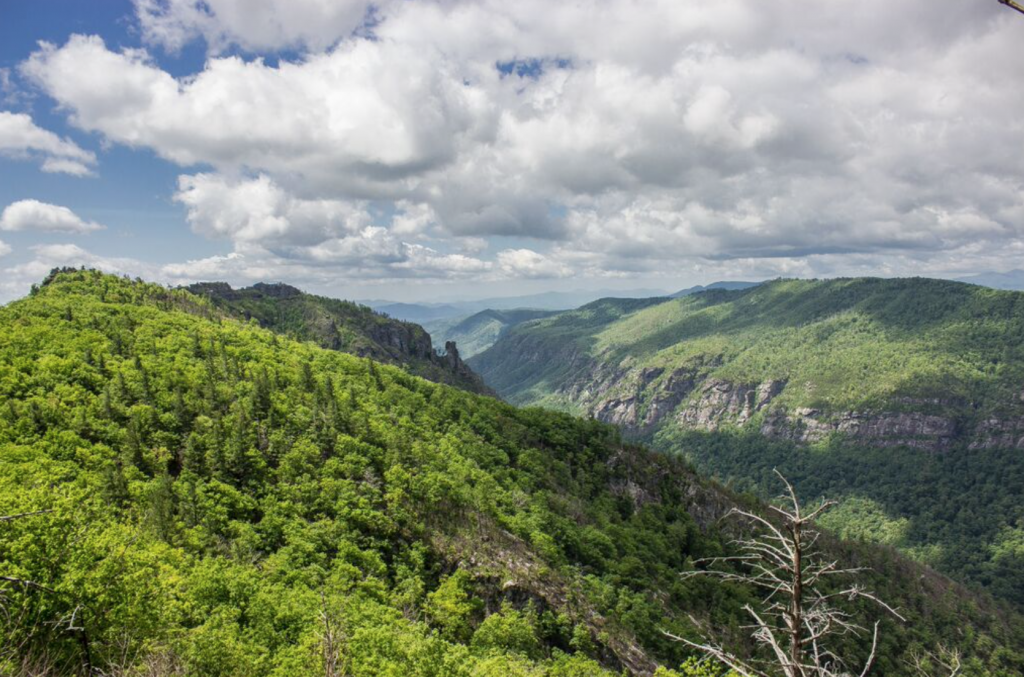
{"left": 1, "top": 270, "right": 1023, "bottom": 676}
{"left": 471, "top": 278, "right": 1024, "bottom": 607}
{"left": 472, "top": 277, "right": 1024, "bottom": 415}
{"left": 656, "top": 428, "right": 1024, "bottom": 607}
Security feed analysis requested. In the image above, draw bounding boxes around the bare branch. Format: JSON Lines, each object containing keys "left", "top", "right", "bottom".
{"left": 0, "top": 510, "right": 53, "bottom": 523}
{"left": 671, "top": 472, "right": 905, "bottom": 677}
{"left": 857, "top": 623, "right": 880, "bottom": 677}
{"left": 662, "top": 629, "right": 770, "bottom": 677}
{"left": 0, "top": 575, "right": 56, "bottom": 594}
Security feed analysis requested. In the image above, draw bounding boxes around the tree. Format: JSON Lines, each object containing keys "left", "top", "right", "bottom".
{"left": 998, "top": 0, "right": 1024, "bottom": 17}
{"left": 666, "top": 471, "right": 904, "bottom": 677}
{"left": 906, "top": 645, "right": 962, "bottom": 677}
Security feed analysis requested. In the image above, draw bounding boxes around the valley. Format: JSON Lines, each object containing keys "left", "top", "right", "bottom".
{"left": 471, "top": 277, "right": 1024, "bottom": 606}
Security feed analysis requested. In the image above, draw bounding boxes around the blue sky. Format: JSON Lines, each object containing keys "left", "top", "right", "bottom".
{"left": 0, "top": 1, "right": 221, "bottom": 264}
{"left": 1, "top": 0, "right": 1022, "bottom": 303}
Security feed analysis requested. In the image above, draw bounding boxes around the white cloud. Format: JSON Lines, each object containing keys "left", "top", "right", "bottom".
{"left": 0, "top": 200, "right": 105, "bottom": 233}
{"left": 21, "top": 35, "right": 496, "bottom": 195}
{"left": 0, "top": 111, "right": 96, "bottom": 176}
{"left": 175, "top": 173, "right": 370, "bottom": 246}
{"left": 0, "top": 240, "right": 10, "bottom": 257}
{"left": 15, "top": 0, "right": 1024, "bottom": 285}
{"left": 134, "top": 0, "right": 381, "bottom": 53}
{"left": 172, "top": 174, "right": 496, "bottom": 281}
{"left": 497, "top": 249, "right": 572, "bottom": 279}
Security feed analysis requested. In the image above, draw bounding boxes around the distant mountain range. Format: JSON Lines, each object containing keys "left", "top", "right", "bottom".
{"left": 423, "top": 308, "right": 561, "bottom": 359}
{"left": 669, "top": 280, "right": 760, "bottom": 297}
{"left": 363, "top": 288, "right": 672, "bottom": 323}
{"left": 413, "top": 282, "right": 764, "bottom": 355}
{"left": 955, "top": 269, "right": 1024, "bottom": 290}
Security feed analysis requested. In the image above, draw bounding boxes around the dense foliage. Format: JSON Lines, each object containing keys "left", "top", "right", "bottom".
{"left": 658, "top": 428, "right": 1024, "bottom": 608}
{"left": 0, "top": 271, "right": 1021, "bottom": 675}
{"left": 471, "top": 277, "right": 1024, "bottom": 605}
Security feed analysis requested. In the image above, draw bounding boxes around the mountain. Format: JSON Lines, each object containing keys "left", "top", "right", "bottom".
{"left": 371, "top": 301, "right": 467, "bottom": 323}
{"left": 471, "top": 277, "right": 1024, "bottom": 604}
{"left": 186, "top": 281, "right": 491, "bottom": 396}
{"left": 670, "top": 281, "right": 760, "bottom": 298}
{"left": 423, "top": 308, "right": 561, "bottom": 359}
{"left": 956, "top": 269, "right": 1024, "bottom": 291}
{"left": 1, "top": 269, "right": 1021, "bottom": 675}
{"left": 419, "top": 283, "right": 761, "bottom": 359}
{"left": 367, "top": 288, "right": 671, "bottom": 324}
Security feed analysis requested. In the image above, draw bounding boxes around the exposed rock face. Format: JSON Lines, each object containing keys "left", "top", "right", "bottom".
{"left": 969, "top": 418, "right": 1024, "bottom": 450}
{"left": 590, "top": 367, "right": 673, "bottom": 431}
{"left": 761, "top": 408, "right": 959, "bottom": 449}
{"left": 366, "top": 322, "right": 434, "bottom": 360}
{"left": 571, "top": 365, "right": 1024, "bottom": 451}
{"left": 439, "top": 340, "right": 489, "bottom": 391}
{"left": 678, "top": 378, "right": 785, "bottom": 430}
{"left": 582, "top": 361, "right": 719, "bottom": 433}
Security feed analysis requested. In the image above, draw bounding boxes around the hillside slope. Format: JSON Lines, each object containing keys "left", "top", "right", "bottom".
{"left": 186, "top": 281, "right": 491, "bottom": 395}
{"left": 424, "top": 309, "right": 560, "bottom": 359}
{"left": 1, "top": 270, "right": 1021, "bottom": 675}
{"left": 470, "top": 278, "right": 1024, "bottom": 603}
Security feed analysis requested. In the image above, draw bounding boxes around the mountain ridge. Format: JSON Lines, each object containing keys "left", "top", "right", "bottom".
{"left": 470, "top": 276, "right": 1024, "bottom": 604}
{"left": 186, "top": 279, "right": 493, "bottom": 396}
{"left": 1, "top": 269, "right": 1021, "bottom": 674}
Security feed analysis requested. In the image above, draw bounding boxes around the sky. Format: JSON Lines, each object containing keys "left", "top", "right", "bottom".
{"left": 0, "top": 0, "right": 1023, "bottom": 304}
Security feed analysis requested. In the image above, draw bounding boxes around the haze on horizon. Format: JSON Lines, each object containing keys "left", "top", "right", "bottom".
{"left": 1, "top": 0, "right": 1023, "bottom": 304}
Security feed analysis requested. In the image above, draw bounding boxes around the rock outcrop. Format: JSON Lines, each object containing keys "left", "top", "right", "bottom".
{"left": 562, "top": 363, "right": 1024, "bottom": 451}
{"left": 760, "top": 408, "right": 959, "bottom": 449}
{"left": 678, "top": 378, "right": 786, "bottom": 430}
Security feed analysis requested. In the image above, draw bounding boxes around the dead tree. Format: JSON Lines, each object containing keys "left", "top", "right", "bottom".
{"left": 906, "top": 645, "right": 962, "bottom": 677}
{"left": 666, "top": 471, "right": 904, "bottom": 677}
{"left": 319, "top": 591, "right": 348, "bottom": 677}
{"left": 998, "top": 0, "right": 1024, "bottom": 16}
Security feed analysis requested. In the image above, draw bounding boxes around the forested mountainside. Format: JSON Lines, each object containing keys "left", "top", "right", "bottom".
{"left": 470, "top": 277, "right": 1024, "bottom": 606}
{"left": 424, "top": 309, "right": 560, "bottom": 359}
{"left": 421, "top": 284, "right": 760, "bottom": 360}
{"left": 2, "top": 270, "right": 1022, "bottom": 675}
{"left": 186, "top": 281, "right": 491, "bottom": 395}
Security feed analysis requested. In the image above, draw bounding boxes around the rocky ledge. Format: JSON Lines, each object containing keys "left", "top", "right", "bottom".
{"left": 577, "top": 365, "right": 1024, "bottom": 452}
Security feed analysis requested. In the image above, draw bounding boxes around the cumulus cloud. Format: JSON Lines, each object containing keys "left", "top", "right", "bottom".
{"left": 15, "top": 0, "right": 1024, "bottom": 285}
{"left": 0, "top": 111, "right": 96, "bottom": 176}
{"left": 134, "top": 0, "right": 381, "bottom": 53}
{"left": 0, "top": 240, "right": 10, "bottom": 257}
{"left": 172, "top": 173, "right": 495, "bottom": 281}
{"left": 21, "top": 35, "right": 496, "bottom": 196}
{"left": 0, "top": 200, "right": 104, "bottom": 233}
{"left": 175, "top": 173, "right": 371, "bottom": 246}
{"left": 497, "top": 249, "right": 572, "bottom": 279}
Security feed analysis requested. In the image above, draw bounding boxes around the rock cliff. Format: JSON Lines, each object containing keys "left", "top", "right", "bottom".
{"left": 526, "top": 356, "right": 1022, "bottom": 451}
